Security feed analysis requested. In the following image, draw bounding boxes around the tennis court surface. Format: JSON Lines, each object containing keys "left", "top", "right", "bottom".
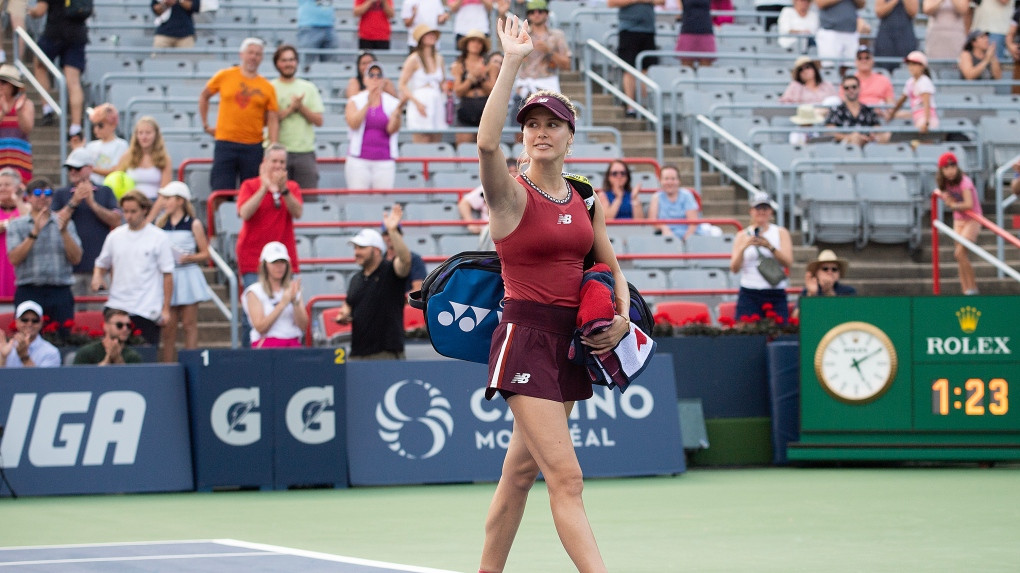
{"left": 0, "top": 540, "right": 459, "bottom": 572}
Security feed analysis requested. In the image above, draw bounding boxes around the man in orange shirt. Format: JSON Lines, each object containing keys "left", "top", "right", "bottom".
{"left": 199, "top": 37, "right": 280, "bottom": 193}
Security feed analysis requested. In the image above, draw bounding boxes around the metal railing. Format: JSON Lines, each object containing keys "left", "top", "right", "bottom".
{"left": 992, "top": 153, "right": 1020, "bottom": 277}
{"left": 582, "top": 40, "right": 664, "bottom": 166}
{"left": 13, "top": 27, "right": 68, "bottom": 186}
{"left": 929, "top": 193, "right": 1020, "bottom": 294}
{"left": 207, "top": 245, "right": 239, "bottom": 348}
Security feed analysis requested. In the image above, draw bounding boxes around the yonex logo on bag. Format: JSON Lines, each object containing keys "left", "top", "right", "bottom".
{"left": 438, "top": 301, "right": 499, "bottom": 332}
{"left": 510, "top": 373, "right": 531, "bottom": 384}
{"left": 557, "top": 214, "right": 572, "bottom": 224}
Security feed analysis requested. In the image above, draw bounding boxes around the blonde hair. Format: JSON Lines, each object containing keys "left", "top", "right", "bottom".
{"left": 258, "top": 258, "right": 292, "bottom": 298}
{"left": 154, "top": 196, "right": 197, "bottom": 229}
{"left": 516, "top": 90, "right": 577, "bottom": 168}
{"left": 122, "top": 116, "right": 169, "bottom": 171}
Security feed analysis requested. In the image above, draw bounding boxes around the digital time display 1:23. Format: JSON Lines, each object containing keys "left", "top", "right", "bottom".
{"left": 931, "top": 378, "right": 1009, "bottom": 416}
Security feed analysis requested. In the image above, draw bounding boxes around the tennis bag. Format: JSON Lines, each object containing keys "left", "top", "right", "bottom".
{"left": 408, "top": 251, "right": 504, "bottom": 363}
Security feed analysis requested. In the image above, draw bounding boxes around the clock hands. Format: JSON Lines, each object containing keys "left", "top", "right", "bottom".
{"left": 850, "top": 356, "right": 866, "bottom": 382}
{"left": 855, "top": 347, "right": 884, "bottom": 366}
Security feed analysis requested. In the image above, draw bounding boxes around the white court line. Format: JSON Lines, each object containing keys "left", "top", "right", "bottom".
{"left": 0, "top": 540, "right": 224, "bottom": 551}
{"left": 0, "top": 552, "right": 272, "bottom": 567}
{"left": 216, "top": 539, "right": 462, "bottom": 573}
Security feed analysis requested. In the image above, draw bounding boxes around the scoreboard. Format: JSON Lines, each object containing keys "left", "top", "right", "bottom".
{"left": 789, "top": 296, "right": 1020, "bottom": 461}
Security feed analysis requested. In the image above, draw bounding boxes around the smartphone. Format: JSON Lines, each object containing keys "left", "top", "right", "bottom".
{"left": 753, "top": 227, "right": 760, "bottom": 237}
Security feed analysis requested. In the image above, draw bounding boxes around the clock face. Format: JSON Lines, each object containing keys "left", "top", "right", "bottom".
{"left": 814, "top": 321, "right": 898, "bottom": 403}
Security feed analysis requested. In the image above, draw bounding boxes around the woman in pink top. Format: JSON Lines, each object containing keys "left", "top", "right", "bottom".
{"left": 0, "top": 167, "right": 28, "bottom": 296}
{"left": 935, "top": 152, "right": 981, "bottom": 295}
{"left": 475, "top": 15, "right": 628, "bottom": 573}
{"left": 779, "top": 56, "right": 838, "bottom": 104}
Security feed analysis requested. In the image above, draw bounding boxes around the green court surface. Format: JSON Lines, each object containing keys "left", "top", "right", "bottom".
{"left": 2, "top": 467, "right": 1018, "bottom": 572}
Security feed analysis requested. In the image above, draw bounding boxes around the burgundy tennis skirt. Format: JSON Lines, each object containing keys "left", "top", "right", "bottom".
{"left": 486, "top": 299, "right": 593, "bottom": 403}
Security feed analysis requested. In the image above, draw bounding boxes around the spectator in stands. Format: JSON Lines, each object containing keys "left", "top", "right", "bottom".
{"left": 113, "top": 116, "right": 173, "bottom": 201}
{"left": 475, "top": 18, "right": 627, "bottom": 572}
{"left": 730, "top": 192, "right": 792, "bottom": 322}
{"left": 958, "top": 30, "right": 1002, "bottom": 81}
{"left": 648, "top": 164, "right": 699, "bottom": 241}
{"left": 199, "top": 37, "right": 280, "bottom": 193}
{"left": 599, "top": 160, "right": 646, "bottom": 220}
{"left": 934, "top": 152, "right": 981, "bottom": 295}
{"left": 676, "top": 0, "right": 716, "bottom": 68}
{"left": 400, "top": 25, "right": 448, "bottom": 144}
{"left": 814, "top": 0, "right": 864, "bottom": 69}
{"left": 332, "top": 207, "right": 411, "bottom": 359}
{"left": 92, "top": 191, "right": 175, "bottom": 347}
{"left": 242, "top": 241, "right": 307, "bottom": 348}
{"left": 512, "top": 0, "right": 571, "bottom": 102}
{"left": 801, "top": 249, "right": 856, "bottom": 297}
{"left": 778, "top": 0, "right": 819, "bottom": 53}
{"left": 272, "top": 45, "right": 324, "bottom": 191}
{"left": 1009, "top": 12, "right": 1020, "bottom": 95}
{"left": 754, "top": 0, "right": 790, "bottom": 31}
{"left": 874, "top": 0, "right": 917, "bottom": 72}
{"left": 345, "top": 63, "right": 408, "bottom": 190}
{"left": 887, "top": 51, "right": 938, "bottom": 133}
{"left": 30, "top": 0, "right": 86, "bottom": 139}
{"left": 922, "top": 0, "right": 967, "bottom": 61}
{"left": 451, "top": 30, "right": 494, "bottom": 144}
{"left": 825, "top": 75, "right": 890, "bottom": 146}
{"left": 851, "top": 45, "right": 895, "bottom": 105}
{"left": 0, "top": 65, "right": 34, "bottom": 183}
{"left": 448, "top": 0, "right": 492, "bottom": 44}
{"left": 381, "top": 223, "right": 426, "bottom": 293}
{"left": 345, "top": 51, "right": 399, "bottom": 98}
{"left": 401, "top": 0, "right": 449, "bottom": 52}
{"left": 0, "top": 300, "right": 60, "bottom": 367}
{"left": 780, "top": 56, "right": 837, "bottom": 104}
{"left": 152, "top": 0, "right": 200, "bottom": 49}
{"left": 152, "top": 182, "right": 210, "bottom": 362}
{"left": 8, "top": 176, "right": 82, "bottom": 340}
{"left": 297, "top": 0, "right": 338, "bottom": 61}
{"left": 0, "top": 0, "right": 28, "bottom": 64}
{"left": 236, "top": 143, "right": 304, "bottom": 289}
{"left": 0, "top": 168, "right": 29, "bottom": 297}
{"left": 458, "top": 158, "right": 518, "bottom": 233}
{"left": 72, "top": 307, "right": 143, "bottom": 365}
{"left": 84, "top": 104, "right": 128, "bottom": 186}
{"left": 972, "top": 0, "right": 1011, "bottom": 61}
{"left": 354, "top": 0, "right": 395, "bottom": 50}
{"left": 52, "top": 148, "right": 122, "bottom": 295}
{"left": 609, "top": 0, "right": 660, "bottom": 118}
{"left": 711, "top": 0, "right": 735, "bottom": 26}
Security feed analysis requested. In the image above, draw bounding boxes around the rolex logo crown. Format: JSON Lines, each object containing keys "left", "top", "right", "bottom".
{"left": 956, "top": 306, "right": 980, "bottom": 334}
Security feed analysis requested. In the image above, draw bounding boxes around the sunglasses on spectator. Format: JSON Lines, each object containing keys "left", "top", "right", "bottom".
{"left": 842, "top": 84, "right": 859, "bottom": 90}
{"left": 111, "top": 321, "right": 132, "bottom": 329}
{"left": 527, "top": 9, "right": 547, "bottom": 13}
{"left": 31, "top": 188, "right": 53, "bottom": 196}
{"left": 609, "top": 170, "right": 627, "bottom": 176}
{"left": 367, "top": 72, "right": 383, "bottom": 78}
{"left": 819, "top": 266, "right": 840, "bottom": 272}
{"left": 18, "top": 316, "right": 40, "bottom": 324}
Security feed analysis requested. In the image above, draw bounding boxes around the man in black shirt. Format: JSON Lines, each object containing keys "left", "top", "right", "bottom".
{"left": 824, "top": 74, "right": 890, "bottom": 146}
{"left": 333, "top": 205, "right": 411, "bottom": 359}
{"left": 29, "top": 0, "right": 88, "bottom": 137}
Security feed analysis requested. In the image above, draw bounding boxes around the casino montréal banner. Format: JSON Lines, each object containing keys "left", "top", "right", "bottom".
{"left": 345, "top": 355, "right": 685, "bottom": 486}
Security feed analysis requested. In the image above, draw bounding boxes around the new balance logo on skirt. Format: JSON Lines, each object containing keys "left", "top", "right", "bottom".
{"left": 511, "top": 373, "right": 531, "bottom": 384}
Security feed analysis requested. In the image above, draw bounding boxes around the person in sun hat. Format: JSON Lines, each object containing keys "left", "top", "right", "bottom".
{"left": 0, "top": 64, "right": 35, "bottom": 183}
{"left": 0, "top": 300, "right": 60, "bottom": 368}
{"left": 802, "top": 249, "right": 856, "bottom": 297}
{"left": 399, "top": 24, "right": 447, "bottom": 143}
{"left": 332, "top": 205, "right": 410, "bottom": 359}
{"left": 780, "top": 56, "right": 837, "bottom": 104}
{"left": 450, "top": 29, "right": 493, "bottom": 143}
{"left": 242, "top": 240, "right": 307, "bottom": 348}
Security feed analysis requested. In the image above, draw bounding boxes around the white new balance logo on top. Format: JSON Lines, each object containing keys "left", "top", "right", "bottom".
{"left": 510, "top": 373, "right": 531, "bottom": 384}
{"left": 557, "top": 214, "right": 572, "bottom": 224}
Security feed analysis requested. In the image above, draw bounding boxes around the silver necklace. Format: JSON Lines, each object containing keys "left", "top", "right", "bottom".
{"left": 521, "top": 172, "right": 571, "bottom": 204}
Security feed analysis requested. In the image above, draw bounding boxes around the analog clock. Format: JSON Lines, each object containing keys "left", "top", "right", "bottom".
{"left": 814, "top": 321, "right": 898, "bottom": 404}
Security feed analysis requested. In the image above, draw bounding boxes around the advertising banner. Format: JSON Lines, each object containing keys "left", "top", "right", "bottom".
{"left": 0, "top": 365, "right": 193, "bottom": 496}
{"left": 346, "top": 355, "right": 684, "bottom": 486}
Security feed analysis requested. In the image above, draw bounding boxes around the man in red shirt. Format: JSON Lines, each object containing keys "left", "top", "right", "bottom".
{"left": 849, "top": 45, "right": 894, "bottom": 106}
{"left": 354, "top": 0, "right": 395, "bottom": 49}
{"left": 235, "top": 143, "right": 304, "bottom": 286}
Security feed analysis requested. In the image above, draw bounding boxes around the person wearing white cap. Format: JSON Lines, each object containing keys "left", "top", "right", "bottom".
{"left": 52, "top": 147, "right": 123, "bottom": 295}
{"left": 0, "top": 300, "right": 60, "bottom": 368}
{"left": 92, "top": 190, "right": 175, "bottom": 348}
{"left": 730, "top": 191, "right": 793, "bottom": 322}
{"left": 0, "top": 64, "right": 34, "bottom": 183}
{"left": 7, "top": 176, "right": 83, "bottom": 340}
{"left": 152, "top": 181, "right": 211, "bottom": 361}
{"left": 242, "top": 240, "right": 307, "bottom": 348}
{"left": 199, "top": 37, "right": 280, "bottom": 194}
{"left": 332, "top": 205, "right": 410, "bottom": 358}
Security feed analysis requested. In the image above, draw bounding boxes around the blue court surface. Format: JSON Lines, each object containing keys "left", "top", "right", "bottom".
{"left": 0, "top": 540, "right": 460, "bottom": 572}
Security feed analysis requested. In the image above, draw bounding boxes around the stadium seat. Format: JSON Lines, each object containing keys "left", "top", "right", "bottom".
{"left": 799, "top": 172, "right": 862, "bottom": 246}
{"left": 404, "top": 305, "right": 425, "bottom": 332}
{"left": 855, "top": 172, "right": 922, "bottom": 249}
{"left": 73, "top": 310, "right": 106, "bottom": 334}
{"left": 654, "top": 301, "right": 711, "bottom": 326}
{"left": 318, "top": 307, "right": 352, "bottom": 345}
